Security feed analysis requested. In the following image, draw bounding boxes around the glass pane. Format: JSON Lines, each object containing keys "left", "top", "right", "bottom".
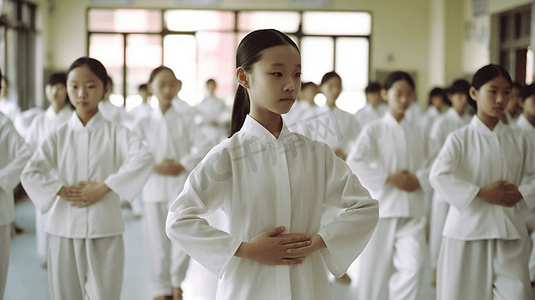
{"left": 336, "top": 91, "right": 366, "bottom": 114}
{"left": 303, "top": 12, "right": 371, "bottom": 36}
{"left": 301, "top": 37, "right": 333, "bottom": 84}
{"left": 238, "top": 11, "right": 300, "bottom": 33}
{"left": 196, "top": 31, "right": 236, "bottom": 103}
{"left": 165, "top": 10, "right": 234, "bottom": 31}
{"left": 335, "top": 38, "right": 369, "bottom": 90}
{"left": 3, "top": 0, "right": 17, "bottom": 20}
{"left": 89, "top": 34, "right": 124, "bottom": 106}
{"left": 126, "top": 34, "right": 162, "bottom": 110}
{"left": 88, "top": 9, "right": 162, "bottom": 32}
{"left": 163, "top": 35, "right": 198, "bottom": 106}
{"left": 22, "top": 4, "right": 31, "bottom": 26}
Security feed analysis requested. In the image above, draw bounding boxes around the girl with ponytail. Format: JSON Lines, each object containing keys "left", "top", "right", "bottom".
{"left": 166, "top": 29, "right": 378, "bottom": 300}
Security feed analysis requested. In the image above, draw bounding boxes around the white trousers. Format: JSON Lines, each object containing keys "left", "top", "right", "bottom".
{"left": 36, "top": 208, "right": 48, "bottom": 258}
{"left": 144, "top": 202, "right": 190, "bottom": 297}
{"left": 429, "top": 197, "right": 449, "bottom": 268}
{"left": 356, "top": 217, "right": 426, "bottom": 300}
{"left": 0, "top": 224, "right": 10, "bottom": 300}
{"left": 437, "top": 237, "right": 531, "bottom": 300}
{"left": 48, "top": 234, "right": 125, "bottom": 300}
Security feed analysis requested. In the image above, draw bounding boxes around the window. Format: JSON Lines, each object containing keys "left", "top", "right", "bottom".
{"left": 498, "top": 5, "right": 531, "bottom": 84}
{"left": 87, "top": 9, "right": 372, "bottom": 113}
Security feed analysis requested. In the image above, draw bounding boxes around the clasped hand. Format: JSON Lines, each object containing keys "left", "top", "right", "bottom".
{"left": 235, "top": 226, "right": 326, "bottom": 266}
{"left": 154, "top": 159, "right": 184, "bottom": 176}
{"left": 58, "top": 181, "right": 111, "bottom": 208}
{"left": 478, "top": 180, "right": 522, "bottom": 207}
{"left": 388, "top": 170, "right": 420, "bottom": 192}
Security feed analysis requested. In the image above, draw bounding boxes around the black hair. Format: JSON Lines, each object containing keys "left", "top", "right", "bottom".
{"left": 512, "top": 81, "right": 523, "bottom": 91}
{"left": 68, "top": 57, "right": 108, "bottom": 87}
{"left": 149, "top": 66, "right": 177, "bottom": 83}
{"left": 301, "top": 81, "right": 316, "bottom": 90}
{"left": 468, "top": 64, "right": 513, "bottom": 110}
{"left": 138, "top": 83, "right": 148, "bottom": 91}
{"left": 320, "top": 71, "right": 342, "bottom": 86}
{"left": 449, "top": 79, "right": 470, "bottom": 97}
{"left": 520, "top": 83, "right": 535, "bottom": 101}
{"left": 428, "top": 87, "right": 451, "bottom": 106}
{"left": 383, "top": 71, "right": 415, "bottom": 91}
{"left": 230, "top": 29, "right": 299, "bottom": 137}
{"left": 206, "top": 78, "right": 216, "bottom": 85}
{"left": 47, "top": 72, "right": 67, "bottom": 86}
{"left": 365, "top": 81, "right": 382, "bottom": 93}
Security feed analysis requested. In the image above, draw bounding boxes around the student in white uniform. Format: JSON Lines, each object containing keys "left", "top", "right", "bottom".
{"left": 347, "top": 71, "right": 431, "bottom": 300}
{"left": 354, "top": 81, "right": 388, "bottom": 129}
{"left": 165, "top": 29, "right": 379, "bottom": 300}
{"left": 427, "top": 79, "right": 472, "bottom": 285}
{"left": 99, "top": 76, "right": 133, "bottom": 126}
{"left": 284, "top": 81, "right": 318, "bottom": 133}
{"left": 0, "top": 78, "right": 20, "bottom": 122}
{"left": 196, "top": 78, "right": 230, "bottom": 145}
{"left": 308, "top": 71, "right": 360, "bottom": 161}
{"left": 430, "top": 64, "right": 535, "bottom": 300}
{"left": 129, "top": 83, "right": 154, "bottom": 124}
{"left": 504, "top": 81, "right": 523, "bottom": 124}
{"left": 25, "top": 72, "right": 74, "bottom": 269}
{"left": 516, "top": 84, "right": 535, "bottom": 282}
{"left": 0, "top": 68, "right": 32, "bottom": 299}
{"left": 135, "top": 66, "right": 209, "bottom": 300}
{"left": 418, "top": 87, "right": 449, "bottom": 137}
{"left": 21, "top": 57, "right": 154, "bottom": 300}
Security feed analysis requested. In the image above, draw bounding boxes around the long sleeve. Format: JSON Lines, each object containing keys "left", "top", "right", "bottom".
{"left": 166, "top": 146, "right": 241, "bottom": 279}
{"left": 346, "top": 126, "right": 389, "bottom": 193}
{"left": 20, "top": 134, "right": 64, "bottom": 213}
{"left": 318, "top": 149, "right": 379, "bottom": 277}
{"left": 103, "top": 127, "right": 154, "bottom": 201}
{"left": 0, "top": 122, "right": 31, "bottom": 193}
{"left": 518, "top": 137, "right": 535, "bottom": 210}
{"left": 429, "top": 134, "right": 480, "bottom": 211}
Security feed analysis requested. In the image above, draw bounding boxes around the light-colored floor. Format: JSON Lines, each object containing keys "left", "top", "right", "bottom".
{"left": 5, "top": 197, "right": 437, "bottom": 300}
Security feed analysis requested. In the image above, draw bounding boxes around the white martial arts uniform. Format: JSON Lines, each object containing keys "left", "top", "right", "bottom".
{"left": 283, "top": 100, "right": 316, "bottom": 134}
{"left": 25, "top": 105, "right": 73, "bottom": 258}
{"left": 347, "top": 112, "right": 431, "bottom": 300}
{"left": 134, "top": 107, "right": 210, "bottom": 297}
{"left": 21, "top": 111, "right": 153, "bottom": 300}
{"left": 0, "top": 99, "right": 20, "bottom": 122}
{"left": 505, "top": 109, "right": 521, "bottom": 124}
{"left": 428, "top": 107, "right": 472, "bottom": 269}
{"left": 404, "top": 102, "right": 423, "bottom": 124}
{"left": 303, "top": 104, "right": 360, "bottom": 156}
{"left": 166, "top": 115, "right": 379, "bottom": 300}
{"left": 195, "top": 95, "right": 230, "bottom": 145}
{"left": 353, "top": 102, "right": 388, "bottom": 129}
{"left": 172, "top": 97, "right": 197, "bottom": 123}
{"left": 0, "top": 113, "right": 31, "bottom": 299}
{"left": 429, "top": 116, "right": 535, "bottom": 300}
{"left": 98, "top": 100, "right": 132, "bottom": 126}
{"left": 516, "top": 114, "right": 535, "bottom": 281}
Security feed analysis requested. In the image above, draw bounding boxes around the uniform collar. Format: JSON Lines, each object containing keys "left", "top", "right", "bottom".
{"left": 382, "top": 111, "right": 409, "bottom": 128}
{"left": 152, "top": 106, "right": 178, "bottom": 120}
{"left": 516, "top": 114, "right": 535, "bottom": 131}
{"left": 68, "top": 110, "right": 106, "bottom": 132}
{"left": 469, "top": 115, "right": 508, "bottom": 136}
{"left": 241, "top": 114, "right": 299, "bottom": 146}
{"left": 45, "top": 105, "right": 73, "bottom": 120}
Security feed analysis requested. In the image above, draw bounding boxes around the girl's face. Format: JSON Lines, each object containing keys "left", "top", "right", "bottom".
{"left": 450, "top": 92, "right": 468, "bottom": 113}
{"left": 430, "top": 95, "right": 445, "bottom": 111}
{"left": 46, "top": 83, "right": 67, "bottom": 108}
{"left": 67, "top": 65, "right": 107, "bottom": 115}
{"left": 321, "top": 76, "right": 342, "bottom": 106}
{"left": 506, "top": 86, "right": 521, "bottom": 113}
{"left": 470, "top": 76, "right": 511, "bottom": 120}
{"left": 382, "top": 79, "right": 414, "bottom": 118}
{"left": 150, "top": 69, "right": 179, "bottom": 107}
{"left": 240, "top": 44, "right": 301, "bottom": 118}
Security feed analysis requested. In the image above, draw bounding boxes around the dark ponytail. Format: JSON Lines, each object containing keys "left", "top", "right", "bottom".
{"left": 229, "top": 29, "right": 299, "bottom": 137}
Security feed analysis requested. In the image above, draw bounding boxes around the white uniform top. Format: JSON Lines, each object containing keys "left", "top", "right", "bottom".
{"left": 347, "top": 112, "right": 431, "bottom": 218}
{"left": 0, "top": 99, "right": 20, "bottom": 122}
{"left": 303, "top": 105, "right": 360, "bottom": 155}
{"left": 196, "top": 95, "right": 229, "bottom": 125}
{"left": 516, "top": 114, "right": 535, "bottom": 142}
{"left": 505, "top": 109, "right": 521, "bottom": 124}
{"left": 98, "top": 100, "right": 132, "bottom": 126}
{"left": 353, "top": 102, "right": 388, "bottom": 129}
{"left": 21, "top": 112, "right": 154, "bottom": 239}
{"left": 429, "top": 116, "right": 535, "bottom": 241}
{"left": 404, "top": 102, "right": 423, "bottom": 124}
{"left": 283, "top": 100, "right": 316, "bottom": 134}
{"left": 0, "top": 113, "right": 31, "bottom": 226}
{"left": 172, "top": 98, "right": 197, "bottom": 123}
{"left": 128, "top": 103, "right": 153, "bottom": 125}
{"left": 418, "top": 106, "right": 441, "bottom": 136}
{"left": 25, "top": 106, "right": 74, "bottom": 151}
{"left": 428, "top": 107, "right": 472, "bottom": 157}
{"left": 134, "top": 108, "right": 210, "bottom": 203}
{"left": 166, "top": 115, "right": 379, "bottom": 300}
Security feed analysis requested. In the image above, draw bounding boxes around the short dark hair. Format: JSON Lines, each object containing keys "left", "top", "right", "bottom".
{"left": 149, "top": 66, "right": 177, "bottom": 83}
{"left": 428, "top": 87, "right": 450, "bottom": 106}
{"left": 47, "top": 72, "right": 67, "bottom": 86}
{"left": 365, "top": 82, "right": 382, "bottom": 93}
{"left": 320, "top": 71, "right": 342, "bottom": 86}
{"left": 520, "top": 83, "right": 535, "bottom": 101}
{"left": 383, "top": 71, "right": 415, "bottom": 91}
{"left": 138, "top": 83, "right": 148, "bottom": 91}
{"left": 68, "top": 57, "right": 108, "bottom": 87}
